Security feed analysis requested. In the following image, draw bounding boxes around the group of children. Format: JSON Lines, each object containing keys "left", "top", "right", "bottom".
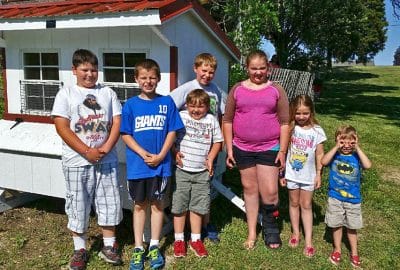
{"left": 51, "top": 49, "right": 371, "bottom": 270}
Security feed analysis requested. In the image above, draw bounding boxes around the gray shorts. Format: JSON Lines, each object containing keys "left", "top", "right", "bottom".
{"left": 63, "top": 162, "right": 123, "bottom": 233}
{"left": 171, "top": 168, "right": 210, "bottom": 215}
{"left": 325, "top": 197, "right": 363, "bottom": 229}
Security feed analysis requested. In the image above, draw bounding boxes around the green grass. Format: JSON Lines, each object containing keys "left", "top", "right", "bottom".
{"left": 0, "top": 66, "right": 399, "bottom": 269}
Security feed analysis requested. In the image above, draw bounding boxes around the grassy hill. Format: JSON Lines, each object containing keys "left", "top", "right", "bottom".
{"left": 0, "top": 66, "right": 399, "bottom": 269}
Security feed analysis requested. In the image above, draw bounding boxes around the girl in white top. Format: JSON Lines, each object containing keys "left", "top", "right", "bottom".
{"left": 280, "top": 94, "right": 326, "bottom": 257}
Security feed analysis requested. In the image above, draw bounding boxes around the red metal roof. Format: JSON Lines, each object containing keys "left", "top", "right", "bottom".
{"left": 0, "top": 0, "right": 240, "bottom": 59}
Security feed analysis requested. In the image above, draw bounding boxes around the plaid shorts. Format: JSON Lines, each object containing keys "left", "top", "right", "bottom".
{"left": 63, "top": 162, "right": 123, "bottom": 233}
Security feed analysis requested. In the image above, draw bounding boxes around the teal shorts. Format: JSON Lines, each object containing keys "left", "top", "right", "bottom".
{"left": 171, "top": 168, "right": 210, "bottom": 215}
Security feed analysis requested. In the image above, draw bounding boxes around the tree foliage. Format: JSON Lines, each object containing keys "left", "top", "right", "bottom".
{"left": 202, "top": 0, "right": 387, "bottom": 70}
{"left": 394, "top": 46, "right": 400, "bottom": 65}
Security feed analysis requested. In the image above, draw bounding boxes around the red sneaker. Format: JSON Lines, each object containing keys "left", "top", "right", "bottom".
{"left": 173, "top": 240, "right": 187, "bottom": 258}
{"left": 189, "top": 240, "right": 208, "bottom": 258}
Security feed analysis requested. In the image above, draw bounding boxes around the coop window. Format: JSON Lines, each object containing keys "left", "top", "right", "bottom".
{"left": 20, "top": 80, "right": 63, "bottom": 115}
{"left": 23, "top": 52, "right": 59, "bottom": 80}
{"left": 103, "top": 82, "right": 141, "bottom": 104}
{"left": 103, "top": 52, "right": 145, "bottom": 83}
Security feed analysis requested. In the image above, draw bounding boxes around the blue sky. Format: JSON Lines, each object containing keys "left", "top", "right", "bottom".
{"left": 262, "top": 0, "right": 400, "bottom": 66}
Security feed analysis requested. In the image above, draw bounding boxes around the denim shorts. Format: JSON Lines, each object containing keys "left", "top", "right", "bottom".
{"left": 233, "top": 145, "right": 279, "bottom": 169}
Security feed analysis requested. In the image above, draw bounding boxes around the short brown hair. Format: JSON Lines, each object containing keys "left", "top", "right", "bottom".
{"left": 194, "top": 53, "right": 217, "bottom": 69}
{"left": 186, "top": 89, "right": 210, "bottom": 108}
{"left": 335, "top": 125, "right": 357, "bottom": 141}
{"left": 72, "top": 49, "right": 98, "bottom": 67}
{"left": 134, "top": 58, "right": 161, "bottom": 80}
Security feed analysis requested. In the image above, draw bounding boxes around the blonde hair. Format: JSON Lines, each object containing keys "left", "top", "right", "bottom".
{"left": 194, "top": 53, "right": 217, "bottom": 69}
{"left": 335, "top": 125, "right": 357, "bottom": 141}
{"left": 246, "top": 50, "right": 269, "bottom": 67}
{"left": 186, "top": 89, "right": 210, "bottom": 108}
{"left": 289, "top": 95, "right": 319, "bottom": 128}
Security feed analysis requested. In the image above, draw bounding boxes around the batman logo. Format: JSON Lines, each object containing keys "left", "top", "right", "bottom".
{"left": 336, "top": 162, "right": 354, "bottom": 175}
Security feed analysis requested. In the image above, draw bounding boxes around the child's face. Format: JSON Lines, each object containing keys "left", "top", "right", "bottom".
{"left": 338, "top": 136, "right": 356, "bottom": 155}
{"left": 294, "top": 104, "right": 311, "bottom": 127}
{"left": 72, "top": 62, "right": 98, "bottom": 88}
{"left": 187, "top": 101, "right": 208, "bottom": 120}
{"left": 194, "top": 64, "right": 215, "bottom": 86}
{"left": 247, "top": 56, "right": 268, "bottom": 85}
{"left": 135, "top": 68, "right": 159, "bottom": 98}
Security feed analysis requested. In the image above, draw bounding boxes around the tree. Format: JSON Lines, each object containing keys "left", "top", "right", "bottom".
{"left": 202, "top": 0, "right": 387, "bottom": 70}
{"left": 394, "top": 46, "right": 400, "bottom": 65}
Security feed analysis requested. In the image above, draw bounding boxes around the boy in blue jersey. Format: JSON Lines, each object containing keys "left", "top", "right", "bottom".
{"left": 120, "top": 59, "right": 184, "bottom": 270}
{"left": 321, "top": 125, "right": 371, "bottom": 269}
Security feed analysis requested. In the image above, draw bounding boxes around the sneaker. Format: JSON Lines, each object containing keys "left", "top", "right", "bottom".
{"left": 329, "top": 251, "right": 341, "bottom": 266}
{"left": 189, "top": 239, "right": 208, "bottom": 258}
{"left": 98, "top": 242, "right": 122, "bottom": 265}
{"left": 147, "top": 245, "right": 165, "bottom": 269}
{"left": 350, "top": 255, "right": 361, "bottom": 268}
{"left": 129, "top": 248, "right": 145, "bottom": 270}
{"left": 69, "top": 249, "right": 88, "bottom": 270}
{"left": 203, "top": 224, "right": 220, "bottom": 243}
{"left": 173, "top": 240, "right": 187, "bottom": 258}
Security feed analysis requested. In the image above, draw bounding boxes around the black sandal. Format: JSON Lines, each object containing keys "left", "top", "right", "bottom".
{"left": 261, "top": 204, "right": 282, "bottom": 249}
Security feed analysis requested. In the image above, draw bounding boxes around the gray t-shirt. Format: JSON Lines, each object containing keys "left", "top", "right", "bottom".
{"left": 170, "top": 79, "right": 226, "bottom": 117}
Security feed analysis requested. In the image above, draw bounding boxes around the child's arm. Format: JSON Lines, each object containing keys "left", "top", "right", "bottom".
{"left": 206, "top": 142, "right": 222, "bottom": 176}
{"left": 145, "top": 131, "right": 177, "bottom": 167}
{"left": 355, "top": 135, "right": 372, "bottom": 169}
{"left": 314, "top": 143, "right": 325, "bottom": 189}
{"left": 121, "top": 134, "right": 151, "bottom": 160}
{"left": 53, "top": 116, "right": 101, "bottom": 163}
{"left": 276, "top": 124, "right": 290, "bottom": 170}
{"left": 223, "top": 122, "right": 236, "bottom": 168}
{"left": 321, "top": 136, "right": 341, "bottom": 166}
{"left": 98, "top": 115, "right": 121, "bottom": 156}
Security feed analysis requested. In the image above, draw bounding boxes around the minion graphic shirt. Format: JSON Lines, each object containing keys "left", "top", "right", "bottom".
{"left": 328, "top": 152, "right": 362, "bottom": 203}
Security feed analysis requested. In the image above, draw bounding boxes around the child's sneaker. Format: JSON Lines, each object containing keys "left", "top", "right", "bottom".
{"left": 98, "top": 242, "right": 122, "bottom": 265}
{"left": 147, "top": 245, "right": 165, "bottom": 269}
{"left": 189, "top": 239, "right": 208, "bottom": 258}
{"left": 202, "top": 224, "right": 220, "bottom": 243}
{"left": 173, "top": 240, "right": 187, "bottom": 258}
{"left": 129, "top": 248, "right": 145, "bottom": 270}
{"left": 69, "top": 248, "right": 88, "bottom": 270}
{"left": 350, "top": 255, "right": 361, "bottom": 268}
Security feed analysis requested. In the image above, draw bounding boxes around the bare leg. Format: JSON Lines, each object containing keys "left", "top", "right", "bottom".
{"left": 150, "top": 201, "right": 164, "bottom": 242}
{"left": 332, "top": 227, "right": 343, "bottom": 253}
{"left": 347, "top": 229, "right": 358, "bottom": 256}
{"left": 101, "top": 226, "right": 116, "bottom": 238}
{"left": 190, "top": 211, "right": 203, "bottom": 235}
{"left": 257, "top": 164, "right": 280, "bottom": 249}
{"left": 173, "top": 212, "right": 187, "bottom": 234}
{"left": 133, "top": 201, "right": 148, "bottom": 247}
{"left": 300, "top": 190, "right": 314, "bottom": 248}
{"left": 239, "top": 166, "right": 259, "bottom": 242}
{"left": 288, "top": 188, "right": 301, "bottom": 245}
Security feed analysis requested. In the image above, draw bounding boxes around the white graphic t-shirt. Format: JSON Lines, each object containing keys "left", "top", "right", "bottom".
{"left": 51, "top": 84, "right": 122, "bottom": 167}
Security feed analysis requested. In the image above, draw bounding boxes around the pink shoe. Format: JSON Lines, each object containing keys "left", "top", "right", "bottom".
{"left": 329, "top": 251, "right": 341, "bottom": 266}
{"left": 350, "top": 255, "right": 361, "bottom": 268}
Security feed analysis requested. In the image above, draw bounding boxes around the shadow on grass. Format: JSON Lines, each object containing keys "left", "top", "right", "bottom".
{"left": 316, "top": 68, "right": 400, "bottom": 125}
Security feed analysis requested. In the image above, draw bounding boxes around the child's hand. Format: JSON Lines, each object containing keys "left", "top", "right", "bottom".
{"left": 85, "top": 148, "right": 103, "bottom": 163}
{"left": 275, "top": 151, "right": 286, "bottom": 170}
{"left": 206, "top": 158, "right": 214, "bottom": 176}
{"left": 226, "top": 153, "right": 236, "bottom": 169}
{"left": 279, "top": 177, "right": 287, "bottom": 187}
{"left": 314, "top": 175, "right": 321, "bottom": 189}
{"left": 175, "top": 152, "right": 184, "bottom": 168}
{"left": 144, "top": 153, "right": 163, "bottom": 167}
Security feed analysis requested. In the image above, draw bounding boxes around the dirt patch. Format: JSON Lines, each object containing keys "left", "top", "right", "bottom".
{"left": 381, "top": 166, "right": 400, "bottom": 184}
